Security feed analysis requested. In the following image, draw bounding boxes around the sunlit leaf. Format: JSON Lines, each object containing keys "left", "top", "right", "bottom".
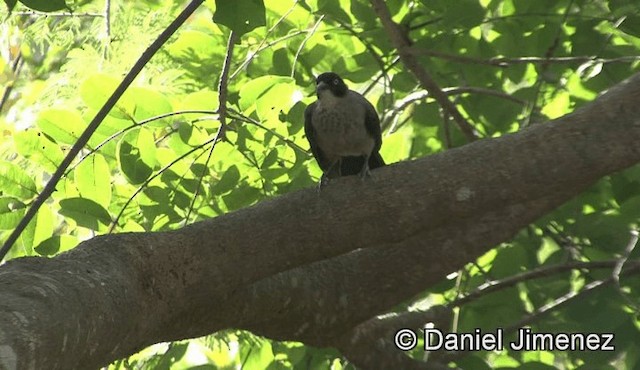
{"left": 58, "top": 197, "right": 112, "bottom": 230}
{"left": 0, "top": 197, "right": 25, "bottom": 230}
{"left": 80, "top": 74, "right": 136, "bottom": 120}
{"left": 75, "top": 153, "right": 112, "bottom": 208}
{"left": 0, "top": 162, "right": 37, "bottom": 199}
{"left": 36, "top": 109, "right": 87, "bottom": 145}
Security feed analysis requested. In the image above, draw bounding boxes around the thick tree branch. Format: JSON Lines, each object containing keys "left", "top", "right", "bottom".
{"left": 2, "top": 71, "right": 640, "bottom": 369}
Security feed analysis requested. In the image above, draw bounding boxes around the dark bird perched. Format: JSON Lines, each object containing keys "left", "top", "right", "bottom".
{"left": 304, "top": 72, "right": 385, "bottom": 186}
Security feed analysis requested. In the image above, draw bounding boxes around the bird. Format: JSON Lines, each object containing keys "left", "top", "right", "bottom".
{"left": 304, "top": 72, "right": 385, "bottom": 187}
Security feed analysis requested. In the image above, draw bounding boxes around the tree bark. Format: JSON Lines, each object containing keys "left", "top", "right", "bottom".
{"left": 1, "top": 72, "right": 640, "bottom": 370}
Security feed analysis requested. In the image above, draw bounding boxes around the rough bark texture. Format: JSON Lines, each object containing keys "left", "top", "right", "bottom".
{"left": 1, "top": 72, "right": 640, "bottom": 369}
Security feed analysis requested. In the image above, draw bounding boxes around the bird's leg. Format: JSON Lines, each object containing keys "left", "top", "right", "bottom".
{"left": 359, "top": 154, "right": 373, "bottom": 180}
{"left": 318, "top": 159, "right": 341, "bottom": 190}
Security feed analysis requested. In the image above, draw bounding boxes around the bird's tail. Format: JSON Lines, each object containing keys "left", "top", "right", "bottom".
{"left": 369, "top": 151, "right": 385, "bottom": 169}
{"left": 339, "top": 152, "right": 385, "bottom": 176}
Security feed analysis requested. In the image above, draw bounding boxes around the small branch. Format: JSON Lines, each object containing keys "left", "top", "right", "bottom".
{"left": 369, "top": 0, "right": 478, "bottom": 142}
{"left": 383, "top": 86, "right": 526, "bottom": 132}
{"left": 0, "top": 0, "right": 206, "bottom": 261}
{"left": 331, "top": 18, "right": 393, "bottom": 100}
{"left": 229, "top": 1, "right": 300, "bottom": 80}
{"left": 108, "top": 133, "right": 222, "bottom": 232}
{"left": 450, "top": 259, "right": 640, "bottom": 308}
{"left": 227, "top": 108, "right": 310, "bottom": 155}
{"left": 612, "top": 230, "right": 638, "bottom": 282}
{"left": 10, "top": 11, "right": 105, "bottom": 17}
{"left": 103, "top": 0, "right": 112, "bottom": 59}
{"left": 0, "top": 52, "right": 23, "bottom": 115}
{"left": 217, "top": 31, "right": 238, "bottom": 129}
{"left": 186, "top": 31, "right": 238, "bottom": 222}
{"left": 65, "top": 110, "right": 219, "bottom": 175}
{"left": 443, "top": 87, "right": 528, "bottom": 105}
{"left": 409, "top": 49, "right": 640, "bottom": 67}
{"left": 611, "top": 230, "right": 639, "bottom": 310}
{"left": 439, "top": 263, "right": 640, "bottom": 364}
{"left": 291, "top": 15, "right": 324, "bottom": 78}
{"left": 505, "top": 263, "right": 640, "bottom": 333}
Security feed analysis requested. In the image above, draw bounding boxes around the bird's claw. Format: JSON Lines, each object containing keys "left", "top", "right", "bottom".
{"left": 317, "top": 174, "right": 330, "bottom": 192}
{"left": 359, "top": 165, "right": 374, "bottom": 182}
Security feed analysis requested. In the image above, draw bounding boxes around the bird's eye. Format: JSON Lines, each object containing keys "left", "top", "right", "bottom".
{"left": 333, "top": 79, "right": 339, "bottom": 85}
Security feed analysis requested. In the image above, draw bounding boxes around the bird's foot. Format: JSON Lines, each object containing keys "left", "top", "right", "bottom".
{"left": 317, "top": 174, "right": 331, "bottom": 192}
{"left": 358, "top": 165, "right": 374, "bottom": 182}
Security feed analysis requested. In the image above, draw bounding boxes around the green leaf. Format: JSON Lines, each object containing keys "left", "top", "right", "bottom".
{"left": 80, "top": 74, "right": 136, "bottom": 120}
{"left": 58, "top": 197, "right": 111, "bottom": 230}
{"left": 317, "top": 0, "right": 351, "bottom": 23}
{"left": 14, "top": 129, "right": 65, "bottom": 173}
{"left": 241, "top": 340, "right": 273, "bottom": 370}
{"left": 222, "top": 185, "right": 261, "bottom": 211}
{"left": 128, "top": 87, "right": 174, "bottom": 124}
{"left": 75, "top": 153, "right": 112, "bottom": 208}
{"left": 117, "top": 129, "right": 156, "bottom": 185}
{"left": 136, "top": 128, "right": 158, "bottom": 167}
{"left": 0, "top": 197, "right": 25, "bottom": 230}
{"left": 36, "top": 108, "right": 87, "bottom": 145}
{"left": 4, "top": 0, "right": 18, "bottom": 12}
{"left": 443, "top": 0, "right": 484, "bottom": 28}
{"left": 239, "top": 75, "right": 294, "bottom": 112}
{"left": 212, "top": 165, "right": 240, "bottom": 195}
{"left": 255, "top": 81, "right": 298, "bottom": 121}
{"left": 212, "top": 0, "right": 266, "bottom": 36}
{"left": 19, "top": 0, "right": 67, "bottom": 12}
{"left": 619, "top": 15, "right": 640, "bottom": 38}
{"left": 0, "top": 162, "right": 37, "bottom": 199}
{"left": 180, "top": 89, "right": 219, "bottom": 115}
{"left": 34, "top": 235, "right": 78, "bottom": 256}
{"left": 167, "top": 30, "right": 220, "bottom": 61}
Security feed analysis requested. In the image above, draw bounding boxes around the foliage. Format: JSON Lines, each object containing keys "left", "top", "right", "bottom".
{"left": 1, "top": 0, "right": 640, "bottom": 369}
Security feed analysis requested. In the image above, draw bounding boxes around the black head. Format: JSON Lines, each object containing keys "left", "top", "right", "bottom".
{"left": 315, "top": 72, "right": 348, "bottom": 98}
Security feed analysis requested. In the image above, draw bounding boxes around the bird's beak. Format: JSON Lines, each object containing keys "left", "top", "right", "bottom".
{"left": 316, "top": 81, "right": 329, "bottom": 93}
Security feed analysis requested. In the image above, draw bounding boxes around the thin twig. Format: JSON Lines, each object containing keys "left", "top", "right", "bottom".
{"left": 0, "top": 52, "right": 23, "bottom": 115}
{"left": 291, "top": 15, "right": 324, "bottom": 78}
{"left": 451, "top": 259, "right": 640, "bottom": 308}
{"left": 331, "top": 18, "right": 393, "bottom": 102}
{"left": 108, "top": 133, "right": 222, "bottom": 232}
{"left": 409, "top": 49, "right": 640, "bottom": 67}
{"left": 229, "top": 1, "right": 300, "bottom": 80}
{"left": 0, "top": 0, "right": 206, "bottom": 261}
{"left": 523, "top": 0, "right": 575, "bottom": 127}
{"left": 612, "top": 230, "right": 639, "bottom": 282}
{"left": 10, "top": 11, "right": 105, "bottom": 17}
{"left": 66, "top": 110, "right": 218, "bottom": 175}
{"left": 611, "top": 230, "right": 640, "bottom": 311}
{"left": 103, "top": 0, "right": 111, "bottom": 59}
{"left": 226, "top": 108, "right": 310, "bottom": 155}
{"left": 186, "top": 31, "right": 237, "bottom": 223}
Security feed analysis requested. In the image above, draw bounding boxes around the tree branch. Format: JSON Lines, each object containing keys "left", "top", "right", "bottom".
{"left": 3, "top": 71, "right": 640, "bottom": 369}
{"left": 369, "top": 0, "right": 478, "bottom": 142}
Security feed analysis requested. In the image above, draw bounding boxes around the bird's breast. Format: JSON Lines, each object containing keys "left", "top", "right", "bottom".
{"left": 312, "top": 100, "right": 374, "bottom": 158}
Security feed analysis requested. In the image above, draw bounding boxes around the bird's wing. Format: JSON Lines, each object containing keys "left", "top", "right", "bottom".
{"left": 353, "top": 91, "right": 385, "bottom": 168}
{"left": 356, "top": 92, "right": 383, "bottom": 152}
{"left": 304, "top": 102, "right": 331, "bottom": 172}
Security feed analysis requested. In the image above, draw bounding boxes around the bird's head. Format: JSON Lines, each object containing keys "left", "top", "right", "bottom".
{"left": 315, "top": 72, "right": 348, "bottom": 99}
